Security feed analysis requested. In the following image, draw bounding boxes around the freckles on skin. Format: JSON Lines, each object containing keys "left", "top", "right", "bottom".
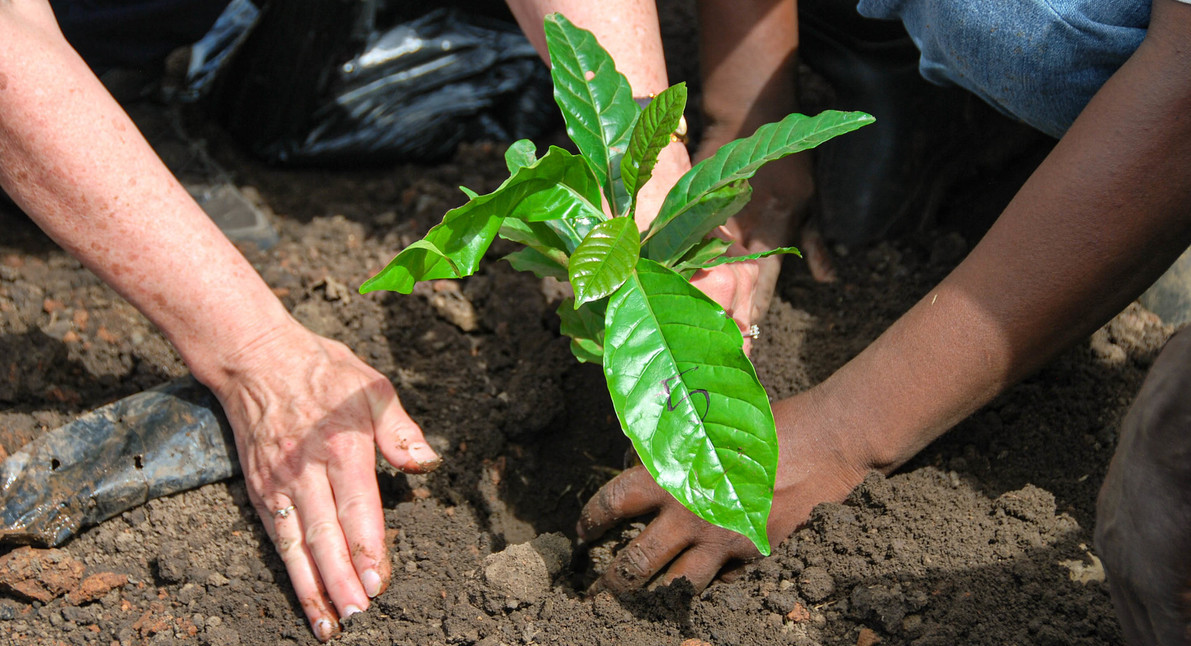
{"left": 0, "top": 72, "right": 8, "bottom": 90}
{"left": 150, "top": 291, "right": 169, "bottom": 311}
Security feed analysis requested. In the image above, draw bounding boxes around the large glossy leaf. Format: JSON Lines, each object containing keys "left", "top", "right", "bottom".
{"left": 602, "top": 258, "right": 776, "bottom": 553}
{"left": 558, "top": 298, "right": 606, "bottom": 364}
{"left": 544, "top": 13, "right": 639, "bottom": 216}
{"left": 500, "top": 139, "right": 603, "bottom": 254}
{"left": 644, "top": 110, "right": 874, "bottom": 263}
{"left": 641, "top": 180, "right": 752, "bottom": 266}
{"left": 569, "top": 217, "right": 641, "bottom": 307}
{"left": 621, "top": 83, "right": 687, "bottom": 214}
{"left": 360, "top": 146, "right": 602, "bottom": 294}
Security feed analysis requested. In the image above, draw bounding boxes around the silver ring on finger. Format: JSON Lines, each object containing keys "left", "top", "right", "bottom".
{"left": 746, "top": 324, "right": 761, "bottom": 339}
{"left": 273, "top": 504, "right": 296, "bottom": 520}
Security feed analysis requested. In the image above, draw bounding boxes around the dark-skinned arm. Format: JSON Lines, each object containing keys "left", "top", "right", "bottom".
{"left": 578, "top": 0, "right": 1191, "bottom": 594}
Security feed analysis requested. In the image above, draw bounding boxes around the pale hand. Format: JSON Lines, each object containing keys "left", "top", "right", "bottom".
{"left": 207, "top": 321, "right": 439, "bottom": 641}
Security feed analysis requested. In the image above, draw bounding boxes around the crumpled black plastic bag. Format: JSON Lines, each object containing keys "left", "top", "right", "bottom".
{"left": 208, "top": 2, "right": 557, "bottom": 165}
{"left": 0, "top": 378, "right": 238, "bottom": 547}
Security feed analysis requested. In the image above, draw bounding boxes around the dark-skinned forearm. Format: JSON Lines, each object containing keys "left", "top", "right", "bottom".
{"left": 803, "top": 0, "right": 1191, "bottom": 473}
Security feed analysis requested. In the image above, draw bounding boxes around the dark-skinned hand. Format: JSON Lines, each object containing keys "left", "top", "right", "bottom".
{"left": 577, "top": 392, "right": 872, "bottom": 594}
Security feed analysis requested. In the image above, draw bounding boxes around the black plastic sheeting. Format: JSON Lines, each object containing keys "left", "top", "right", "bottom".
{"left": 208, "top": 2, "right": 557, "bottom": 165}
{"left": 0, "top": 378, "right": 238, "bottom": 547}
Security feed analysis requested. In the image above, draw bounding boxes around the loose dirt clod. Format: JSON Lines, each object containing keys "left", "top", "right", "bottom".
{"left": 798, "top": 565, "right": 835, "bottom": 604}
{"left": 66, "top": 572, "right": 129, "bottom": 605}
{"left": 481, "top": 532, "right": 572, "bottom": 605}
{"left": 0, "top": 546, "right": 84, "bottom": 602}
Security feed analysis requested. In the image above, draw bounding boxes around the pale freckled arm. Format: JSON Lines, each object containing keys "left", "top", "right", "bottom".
{"left": 0, "top": 1, "right": 295, "bottom": 381}
{"left": 0, "top": 4, "right": 438, "bottom": 640}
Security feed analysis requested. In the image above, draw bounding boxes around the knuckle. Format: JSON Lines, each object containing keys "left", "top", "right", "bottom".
{"left": 335, "top": 493, "right": 377, "bottom": 531}
{"left": 595, "top": 471, "right": 647, "bottom": 518}
{"left": 275, "top": 535, "right": 301, "bottom": 556}
{"left": 363, "top": 373, "right": 397, "bottom": 400}
{"left": 321, "top": 429, "right": 367, "bottom": 459}
{"left": 702, "top": 530, "right": 759, "bottom": 560}
{"left": 304, "top": 518, "right": 346, "bottom": 549}
{"left": 607, "top": 546, "right": 652, "bottom": 590}
{"left": 596, "top": 479, "right": 629, "bottom": 518}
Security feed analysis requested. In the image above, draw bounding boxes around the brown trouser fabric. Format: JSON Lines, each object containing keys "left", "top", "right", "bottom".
{"left": 1097, "top": 325, "right": 1191, "bottom": 645}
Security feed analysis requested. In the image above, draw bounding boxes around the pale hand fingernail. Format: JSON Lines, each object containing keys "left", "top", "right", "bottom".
{"left": 314, "top": 618, "right": 336, "bottom": 641}
{"left": 362, "top": 569, "right": 383, "bottom": 598}
{"left": 342, "top": 605, "right": 364, "bottom": 619}
{"left": 409, "top": 442, "right": 442, "bottom": 472}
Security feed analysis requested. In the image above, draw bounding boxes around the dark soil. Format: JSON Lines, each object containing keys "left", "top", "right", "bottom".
{"left": 0, "top": 9, "right": 1174, "bottom": 645}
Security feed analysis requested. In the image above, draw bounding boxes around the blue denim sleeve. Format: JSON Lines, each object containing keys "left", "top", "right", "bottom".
{"left": 854, "top": 0, "right": 1150, "bottom": 138}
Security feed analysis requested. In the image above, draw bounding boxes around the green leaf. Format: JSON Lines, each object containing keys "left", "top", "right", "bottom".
{"left": 569, "top": 217, "right": 641, "bottom": 307}
{"left": 644, "top": 110, "right": 874, "bottom": 263}
{"left": 621, "top": 84, "right": 687, "bottom": 214}
{"left": 361, "top": 146, "right": 602, "bottom": 294}
{"left": 602, "top": 258, "right": 777, "bottom": 554}
{"left": 503, "top": 247, "right": 569, "bottom": 280}
{"left": 544, "top": 13, "right": 639, "bottom": 216}
{"left": 505, "top": 139, "right": 538, "bottom": 173}
{"left": 557, "top": 298, "right": 606, "bottom": 364}
{"left": 498, "top": 203, "right": 600, "bottom": 257}
{"left": 702, "top": 246, "right": 801, "bottom": 268}
{"left": 672, "top": 237, "right": 733, "bottom": 278}
{"left": 642, "top": 180, "right": 752, "bottom": 265}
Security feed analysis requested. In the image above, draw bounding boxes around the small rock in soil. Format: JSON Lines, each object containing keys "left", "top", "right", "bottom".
{"left": 856, "top": 626, "right": 882, "bottom": 646}
{"left": 419, "top": 280, "right": 478, "bottom": 332}
{"left": 1059, "top": 553, "right": 1106, "bottom": 584}
{"left": 0, "top": 599, "right": 18, "bottom": 620}
{"left": 786, "top": 603, "right": 812, "bottom": 623}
